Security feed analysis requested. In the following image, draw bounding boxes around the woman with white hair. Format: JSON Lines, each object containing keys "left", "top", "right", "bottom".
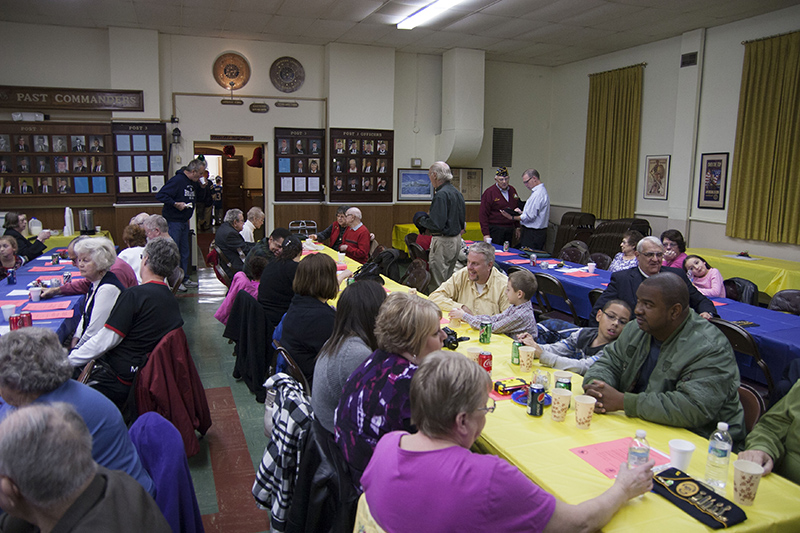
{"left": 362, "top": 350, "right": 655, "bottom": 532}
{"left": 70, "top": 237, "right": 126, "bottom": 350}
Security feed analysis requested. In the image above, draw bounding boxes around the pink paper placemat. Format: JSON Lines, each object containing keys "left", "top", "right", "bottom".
{"left": 507, "top": 259, "right": 531, "bottom": 264}
{"left": 570, "top": 438, "right": 670, "bottom": 479}
{"left": 23, "top": 301, "right": 71, "bottom": 311}
{"left": 712, "top": 301, "right": 728, "bottom": 307}
{"left": 564, "top": 271, "right": 599, "bottom": 278}
{"left": 29, "top": 266, "right": 66, "bottom": 272}
{"left": 495, "top": 251, "right": 516, "bottom": 256}
{"left": 31, "top": 310, "right": 75, "bottom": 320}
{"left": 0, "top": 300, "right": 27, "bottom": 307}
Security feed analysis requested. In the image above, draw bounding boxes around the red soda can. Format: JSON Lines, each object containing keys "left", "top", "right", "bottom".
{"left": 20, "top": 312, "right": 32, "bottom": 327}
{"left": 9, "top": 314, "right": 22, "bottom": 330}
{"left": 478, "top": 351, "right": 492, "bottom": 375}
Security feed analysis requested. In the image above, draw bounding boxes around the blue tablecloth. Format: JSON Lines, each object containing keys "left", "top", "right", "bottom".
{"left": 0, "top": 250, "right": 83, "bottom": 343}
{"left": 494, "top": 244, "right": 800, "bottom": 387}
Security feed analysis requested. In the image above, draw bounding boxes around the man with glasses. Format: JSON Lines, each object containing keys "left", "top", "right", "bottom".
{"left": 340, "top": 207, "right": 371, "bottom": 263}
{"left": 502, "top": 168, "right": 549, "bottom": 251}
{"left": 479, "top": 167, "right": 520, "bottom": 246}
{"left": 583, "top": 273, "right": 745, "bottom": 444}
{"left": 589, "top": 236, "right": 715, "bottom": 325}
{"left": 215, "top": 208, "right": 255, "bottom": 277}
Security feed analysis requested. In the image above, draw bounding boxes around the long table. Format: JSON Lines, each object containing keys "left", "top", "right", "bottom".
{"left": 391, "top": 222, "right": 482, "bottom": 253}
{"left": 0, "top": 248, "right": 83, "bottom": 342}
{"left": 324, "top": 243, "right": 800, "bottom": 531}
{"left": 493, "top": 246, "right": 800, "bottom": 387}
{"left": 449, "top": 325, "right": 800, "bottom": 532}
{"left": 687, "top": 247, "right": 800, "bottom": 297}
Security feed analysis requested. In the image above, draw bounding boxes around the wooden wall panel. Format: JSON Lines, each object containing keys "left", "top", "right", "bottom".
{"left": 273, "top": 202, "right": 480, "bottom": 248}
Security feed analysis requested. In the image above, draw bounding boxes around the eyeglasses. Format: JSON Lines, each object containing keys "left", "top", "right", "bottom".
{"left": 640, "top": 252, "right": 664, "bottom": 259}
{"left": 476, "top": 398, "right": 496, "bottom": 414}
{"left": 601, "top": 310, "right": 630, "bottom": 325}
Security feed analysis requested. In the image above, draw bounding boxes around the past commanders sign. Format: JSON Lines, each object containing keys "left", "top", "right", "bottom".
{"left": 0, "top": 86, "right": 144, "bottom": 112}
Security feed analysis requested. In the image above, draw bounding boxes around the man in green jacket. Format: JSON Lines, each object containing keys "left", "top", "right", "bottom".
{"left": 584, "top": 273, "right": 746, "bottom": 444}
{"left": 740, "top": 380, "right": 800, "bottom": 485}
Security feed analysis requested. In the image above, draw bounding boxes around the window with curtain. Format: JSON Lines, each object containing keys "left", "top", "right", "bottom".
{"left": 727, "top": 31, "right": 800, "bottom": 244}
{"left": 581, "top": 64, "right": 644, "bottom": 220}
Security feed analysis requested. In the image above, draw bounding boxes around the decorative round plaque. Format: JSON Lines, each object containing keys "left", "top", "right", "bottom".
{"left": 270, "top": 56, "right": 305, "bottom": 93}
{"left": 213, "top": 53, "right": 251, "bottom": 91}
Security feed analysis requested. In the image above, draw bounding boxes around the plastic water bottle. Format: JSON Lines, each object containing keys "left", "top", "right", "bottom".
{"left": 628, "top": 429, "right": 650, "bottom": 468}
{"left": 706, "top": 422, "right": 733, "bottom": 494}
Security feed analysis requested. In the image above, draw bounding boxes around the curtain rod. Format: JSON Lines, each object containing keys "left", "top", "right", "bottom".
{"left": 742, "top": 29, "right": 800, "bottom": 45}
{"left": 588, "top": 62, "right": 647, "bottom": 77}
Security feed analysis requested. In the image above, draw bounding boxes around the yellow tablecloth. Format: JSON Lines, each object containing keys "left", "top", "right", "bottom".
{"left": 457, "top": 331, "right": 800, "bottom": 532}
{"left": 318, "top": 244, "right": 800, "bottom": 531}
{"left": 41, "top": 230, "right": 115, "bottom": 249}
{"left": 392, "top": 222, "right": 482, "bottom": 253}
{"left": 687, "top": 247, "right": 800, "bottom": 296}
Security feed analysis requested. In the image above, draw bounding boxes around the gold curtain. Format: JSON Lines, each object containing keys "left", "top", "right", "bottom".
{"left": 727, "top": 32, "right": 800, "bottom": 244}
{"left": 581, "top": 64, "right": 643, "bottom": 219}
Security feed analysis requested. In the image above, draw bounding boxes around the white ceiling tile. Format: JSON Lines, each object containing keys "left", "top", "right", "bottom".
{"left": 229, "top": 0, "right": 282, "bottom": 13}
{"left": 441, "top": 13, "right": 509, "bottom": 34}
{"left": 560, "top": 2, "right": 645, "bottom": 27}
{"left": 335, "top": 22, "right": 393, "bottom": 44}
{"left": 182, "top": 0, "right": 232, "bottom": 9}
{"left": 449, "top": 34, "right": 504, "bottom": 49}
{"left": 216, "top": 30, "right": 267, "bottom": 41}
{"left": 134, "top": 3, "right": 182, "bottom": 26}
{"left": 301, "top": 19, "right": 357, "bottom": 39}
{"left": 88, "top": 1, "right": 139, "bottom": 25}
{"left": 524, "top": 0, "right": 607, "bottom": 23}
{"left": 262, "top": 14, "right": 315, "bottom": 35}
{"left": 484, "top": 39, "right": 531, "bottom": 53}
{"left": 223, "top": 10, "right": 270, "bottom": 33}
{"left": 408, "top": 30, "right": 466, "bottom": 48}
{"left": 181, "top": 7, "right": 224, "bottom": 29}
{"left": 476, "top": 18, "right": 547, "bottom": 39}
{"left": 276, "top": 0, "right": 337, "bottom": 18}
{"left": 398, "top": 44, "right": 447, "bottom": 55}
{"left": 322, "top": 0, "right": 384, "bottom": 22}
{"left": 480, "top": 0, "right": 554, "bottom": 17}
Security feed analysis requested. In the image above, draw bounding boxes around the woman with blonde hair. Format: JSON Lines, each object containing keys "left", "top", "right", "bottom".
{"left": 334, "top": 292, "right": 446, "bottom": 482}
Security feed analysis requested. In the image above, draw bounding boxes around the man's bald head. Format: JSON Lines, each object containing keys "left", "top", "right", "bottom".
{"left": 641, "top": 272, "right": 689, "bottom": 311}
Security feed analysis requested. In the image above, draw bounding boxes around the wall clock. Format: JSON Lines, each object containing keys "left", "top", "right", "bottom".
{"left": 270, "top": 56, "right": 305, "bottom": 93}
{"left": 213, "top": 53, "right": 251, "bottom": 90}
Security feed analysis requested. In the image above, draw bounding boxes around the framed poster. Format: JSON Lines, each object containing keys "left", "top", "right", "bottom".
{"left": 698, "top": 153, "right": 729, "bottom": 209}
{"left": 643, "top": 155, "right": 670, "bottom": 200}
{"left": 329, "top": 128, "right": 393, "bottom": 203}
{"left": 397, "top": 168, "right": 432, "bottom": 201}
{"left": 274, "top": 127, "right": 325, "bottom": 201}
{"left": 451, "top": 167, "right": 483, "bottom": 201}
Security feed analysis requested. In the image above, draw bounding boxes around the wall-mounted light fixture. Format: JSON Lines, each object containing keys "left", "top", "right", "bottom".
{"left": 172, "top": 127, "right": 182, "bottom": 145}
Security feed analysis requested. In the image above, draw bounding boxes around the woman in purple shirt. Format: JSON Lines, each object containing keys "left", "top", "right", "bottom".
{"left": 361, "top": 351, "right": 655, "bottom": 533}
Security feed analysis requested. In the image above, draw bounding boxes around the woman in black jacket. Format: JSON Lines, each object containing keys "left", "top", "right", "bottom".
{"left": 3, "top": 212, "right": 50, "bottom": 261}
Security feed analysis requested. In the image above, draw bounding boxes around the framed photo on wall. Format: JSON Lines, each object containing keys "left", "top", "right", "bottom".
{"left": 397, "top": 168, "right": 432, "bottom": 201}
{"left": 329, "top": 128, "right": 393, "bottom": 203}
{"left": 643, "top": 155, "right": 670, "bottom": 200}
{"left": 698, "top": 152, "right": 729, "bottom": 209}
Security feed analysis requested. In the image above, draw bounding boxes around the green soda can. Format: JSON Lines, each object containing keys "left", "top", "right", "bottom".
{"left": 511, "top": 341, "right": 522, "bottom": 365}
{"left": 479, "top": 322, "right": 492, "bottom": 344}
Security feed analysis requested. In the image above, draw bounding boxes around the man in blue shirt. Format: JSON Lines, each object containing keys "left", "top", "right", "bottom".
{"left": 503, "top": 168, "right": 550, "bottom": 250}
{"left": 156, "top": 157, "right": 206, "bottom": 289}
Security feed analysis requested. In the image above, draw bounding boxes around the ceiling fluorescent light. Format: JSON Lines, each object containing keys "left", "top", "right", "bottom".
{"left": 397, "top": 0, "right": 466, "bottom": 30}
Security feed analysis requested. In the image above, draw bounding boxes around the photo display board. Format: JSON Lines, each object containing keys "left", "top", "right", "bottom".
{"left": 0, "top": 122, "right": 113, "bottom": 199}
{"left": 329, "top": 128, "right": 392, "bottom": 203}
{"left": 274, "top": 127, "right": 325, "bottom": 201}
{"left": 113, "top": 123, "right": 167, "bottom": 203}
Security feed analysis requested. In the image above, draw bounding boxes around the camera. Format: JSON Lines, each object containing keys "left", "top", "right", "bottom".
{"left": 442, "top": 327, "right": 470, "bottom": 351}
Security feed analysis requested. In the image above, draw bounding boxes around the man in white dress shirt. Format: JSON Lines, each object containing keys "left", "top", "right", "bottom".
{"left": 240, "top": 207, "right": 265, "bottom": 243}
{"left": 503, "top": 168, "right": 550, "bottom": 251}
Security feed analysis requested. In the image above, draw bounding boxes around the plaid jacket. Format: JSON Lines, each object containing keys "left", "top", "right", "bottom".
{"left": 252, "top": 373, "right": 313, "bottom": 531}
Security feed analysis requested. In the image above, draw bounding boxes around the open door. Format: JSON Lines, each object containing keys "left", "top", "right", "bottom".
{"left": 222, "top": 155, "right": 245, "bottom": 214}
